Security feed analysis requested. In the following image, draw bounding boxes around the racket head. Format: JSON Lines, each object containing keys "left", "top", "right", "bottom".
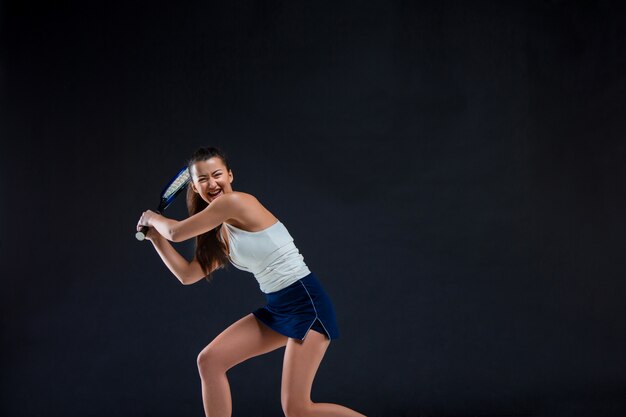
{"left": 158, "top": 166, "right": 191, "bottom": 211}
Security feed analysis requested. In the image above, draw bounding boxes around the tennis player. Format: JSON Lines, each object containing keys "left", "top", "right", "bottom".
{"left": 136, "top": 146, "right": 366, "bottom": 417}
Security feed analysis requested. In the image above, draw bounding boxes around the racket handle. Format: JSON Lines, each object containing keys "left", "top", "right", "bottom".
{"left": 136, "top": 226, "right": 149, "bottom": 241}
{"left": 136, "top": 209, "right": 162, "bottom": 241}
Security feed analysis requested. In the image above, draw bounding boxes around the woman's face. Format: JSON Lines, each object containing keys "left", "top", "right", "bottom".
{"left": 190, "top": 157, "right": 233, "bottom": 204}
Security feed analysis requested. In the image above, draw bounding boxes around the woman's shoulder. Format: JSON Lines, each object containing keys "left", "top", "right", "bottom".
{"left": 214, "top": 191, "right": 263, "bottom": 212}
{"left": 227, "top": 191, "right": 260, "bottom": 204}
{"left": 222, "top": 191, "right": 276, "bottom": 230}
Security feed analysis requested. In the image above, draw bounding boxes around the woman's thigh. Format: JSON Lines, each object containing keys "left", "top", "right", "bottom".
{"left": 198, "top": 313, "right": 288, "bottom": 373}
{"left": 281, "top": 329, "right": 330, "bottom": 406}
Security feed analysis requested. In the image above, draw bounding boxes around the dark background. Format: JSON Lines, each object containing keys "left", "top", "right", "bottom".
{"left": 2, "top": 1, "right": 625, "bottom": 416}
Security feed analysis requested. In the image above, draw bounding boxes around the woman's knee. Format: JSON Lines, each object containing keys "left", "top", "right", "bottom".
{"left": 281, "top": 396, "right": 312, "bottom": 417}
{"left": 197, "top": 343, "right": 229, "bottom": 375}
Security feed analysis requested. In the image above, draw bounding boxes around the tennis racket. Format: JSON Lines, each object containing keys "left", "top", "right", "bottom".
{"left": 135, "top": 166, "right": 191, "bottom": 241}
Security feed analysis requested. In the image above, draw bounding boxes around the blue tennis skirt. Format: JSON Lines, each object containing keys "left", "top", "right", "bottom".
{"left": 252, "top": 272, "right": 340, "bottom": 341}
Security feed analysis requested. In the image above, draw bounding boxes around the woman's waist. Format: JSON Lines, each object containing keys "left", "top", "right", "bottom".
{"left": 262, "top": 271, "right": 332, "bottom": 299}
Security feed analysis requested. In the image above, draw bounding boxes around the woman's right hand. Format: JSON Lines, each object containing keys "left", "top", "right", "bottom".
{"left": 137, "top": 225, "right": 161, "bottom": 242}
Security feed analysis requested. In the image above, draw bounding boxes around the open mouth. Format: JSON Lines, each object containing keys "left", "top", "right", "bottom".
{"left": 208, "top": 189, "right": 222, "bottom": 199}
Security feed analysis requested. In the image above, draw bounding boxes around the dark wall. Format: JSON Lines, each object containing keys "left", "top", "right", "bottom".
{"left": 2, "top": 1, "right": 625, "bottom": 416}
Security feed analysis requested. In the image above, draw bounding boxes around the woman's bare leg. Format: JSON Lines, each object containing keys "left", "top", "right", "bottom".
{"left": 197, "top": 313, "right": 287, "bottom": 417}
{"left": 281, "top": 330, "right": 367, "bottom": 417}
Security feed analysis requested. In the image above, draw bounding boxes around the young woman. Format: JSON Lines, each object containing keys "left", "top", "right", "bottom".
{"left": 136, "top": 147, "right": 366, "bottom": 417}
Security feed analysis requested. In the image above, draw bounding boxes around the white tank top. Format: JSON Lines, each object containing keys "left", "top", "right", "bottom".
{"left": 220, "top": 221, "right": 311, "bottom": 293}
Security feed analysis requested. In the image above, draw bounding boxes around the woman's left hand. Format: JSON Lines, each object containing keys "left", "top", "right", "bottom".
{"left": 137, "top": 210, "right": 158, "bottom": 229}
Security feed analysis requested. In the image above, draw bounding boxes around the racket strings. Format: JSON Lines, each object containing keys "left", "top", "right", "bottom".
{"left": 163, "top": 170, "right": 191, "bottom": 199}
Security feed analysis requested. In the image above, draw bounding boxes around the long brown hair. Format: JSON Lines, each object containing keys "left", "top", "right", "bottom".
{"left": 186, "top": 146, "right": 231, "bottom": 281}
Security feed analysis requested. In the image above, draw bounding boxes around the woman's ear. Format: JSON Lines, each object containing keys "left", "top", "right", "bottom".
{"left": 229, "top": 170, "right": 234, "bottom": 184}
{"left": 190, "top": 182, "right": 198, "bottom": 193}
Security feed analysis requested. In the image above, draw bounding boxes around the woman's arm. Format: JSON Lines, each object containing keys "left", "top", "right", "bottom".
{"left": 144, "top": 193, "right": 243, "bottom": 243}
{"left": 149, "top": 232, "right": 210, "bottom": 285}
